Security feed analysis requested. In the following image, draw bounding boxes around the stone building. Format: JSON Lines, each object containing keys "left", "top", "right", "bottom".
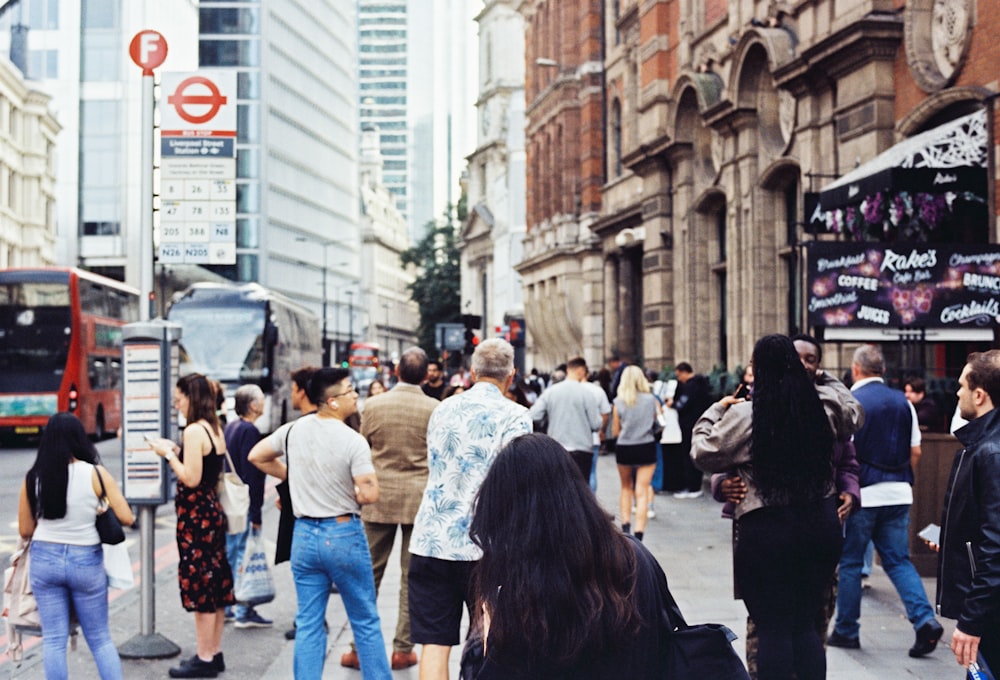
{"left": 522, "top": 0, "right": 999, "bottom": 377}
{"left": 462, "top": 0, "right": 527, "bottom": 353}
{"left": 516, "top": 0, "right": 607, "bottom": 371}
{"left": 0, "top": 56, "right": 59, "bottom": 269}
{"left": 358, "top": 127, "right": 419, "bottom": 361}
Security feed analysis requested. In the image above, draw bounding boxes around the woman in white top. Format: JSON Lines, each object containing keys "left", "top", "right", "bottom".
{"left": 18, "top": 412, "right": 134, "bottom": 680}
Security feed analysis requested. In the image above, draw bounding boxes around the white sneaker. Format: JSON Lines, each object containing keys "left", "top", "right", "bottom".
{"left": 687, "top": 490, "right": 704, "bottom": 499}
{"left": 647, "top": 507, "right": 656, "bottom": 519}
{"left": 672, "top": 491, "right": 691, "bottom": 499}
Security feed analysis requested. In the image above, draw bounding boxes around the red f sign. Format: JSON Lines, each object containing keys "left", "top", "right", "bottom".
{"left": 129, "top": 30, "right": 168, "bottom": 76}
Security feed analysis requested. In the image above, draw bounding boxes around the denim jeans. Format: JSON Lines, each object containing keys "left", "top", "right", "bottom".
{"left": 590, "top": 445, "right": 599, "bottom": 492}
{"left": 225, "top": 524, "right": 250, "bottom": 619}
{"left": 291, "top": 517, "right": 390, "bottom": 679}
{"left": 835, "top": 505, "right": 935, "bottom": 639}
{"left": 651, "top": 441, "right": 664, "bottom": 491}
{"left": 30, "top": 541, "right": 123, "bottom": 680}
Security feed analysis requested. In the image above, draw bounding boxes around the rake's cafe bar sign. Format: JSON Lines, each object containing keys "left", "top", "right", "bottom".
{"left": 806, "top": 242, "right": 1000, "bottom": 334}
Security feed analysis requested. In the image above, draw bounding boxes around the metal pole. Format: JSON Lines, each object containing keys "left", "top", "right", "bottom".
{"left": 139, "top": 505, "right": 156, "bottom": 634}
{"left": 140, "top": 73, "right": 155, "bottom": 321}
{"left": 321, "top": 246, "right": 329, "bottom": 366}
{"left": 347, "top": 291, "right": 354, "bottom": 346}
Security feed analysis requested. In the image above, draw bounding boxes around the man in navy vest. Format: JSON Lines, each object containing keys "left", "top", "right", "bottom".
{"left": 830, "top": 344, "right": 944, "bottom": 656}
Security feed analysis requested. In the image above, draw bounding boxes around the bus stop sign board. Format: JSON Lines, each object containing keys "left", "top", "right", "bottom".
{"left": 158, "top": 71, "right": 237, "bottom": 266}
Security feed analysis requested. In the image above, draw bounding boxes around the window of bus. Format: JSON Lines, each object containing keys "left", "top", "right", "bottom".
{"left": 0, "top": 281, "right": 71, "bottom": 391}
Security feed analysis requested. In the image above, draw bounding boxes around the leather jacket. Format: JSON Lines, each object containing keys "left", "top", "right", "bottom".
{"left": 936, "top": 407, "right": 1000, "bottom": 636}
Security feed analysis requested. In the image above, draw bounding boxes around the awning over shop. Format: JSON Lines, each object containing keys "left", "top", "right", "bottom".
{"left": 818, "top": 109, "right": 987, "bottom": 212}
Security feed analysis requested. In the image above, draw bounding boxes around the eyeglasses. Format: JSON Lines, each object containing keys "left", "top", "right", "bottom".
{"left": 329, "top": 384, "right": 357, "bottom": 399}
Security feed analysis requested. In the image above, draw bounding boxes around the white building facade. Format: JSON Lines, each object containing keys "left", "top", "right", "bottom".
{"left": 461, "top": 0, "right": 525, "bottom": 344}
{"left": 0, "top": 1, "right": 199, "bottom": 281}
{"left": 0, "top": 55, "right": 58, "bottom": 268}
{"left": 358, "top": 127, "right": 418, "bottom": 360}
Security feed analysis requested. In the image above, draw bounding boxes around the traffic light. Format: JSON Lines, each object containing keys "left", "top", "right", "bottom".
{"left": 463, "top": 328, "right": 479, "bottom": 355}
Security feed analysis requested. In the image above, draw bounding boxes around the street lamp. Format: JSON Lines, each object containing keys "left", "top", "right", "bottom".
{"left": 295, "top": 236, "right": 350, "bottom": 367}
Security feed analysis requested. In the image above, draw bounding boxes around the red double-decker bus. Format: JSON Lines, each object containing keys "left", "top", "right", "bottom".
{"left": 0, "top": 268, "right": 139, "bottom": 439}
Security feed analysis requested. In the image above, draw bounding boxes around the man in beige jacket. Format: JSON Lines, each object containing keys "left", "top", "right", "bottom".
{"left": 341, "top": 346, "right": 439, "bottom": 671}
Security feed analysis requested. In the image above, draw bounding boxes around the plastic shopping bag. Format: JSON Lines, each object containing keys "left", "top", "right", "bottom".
{"left": 103, "top": 542, "right": 135, "bottom": 590}
{"left": 234, "top": 530, "right": 275, "bottom": 606}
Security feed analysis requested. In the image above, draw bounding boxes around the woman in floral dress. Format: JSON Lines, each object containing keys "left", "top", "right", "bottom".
{"left": 149, "top": 373, "right": 234, "bottom": 678}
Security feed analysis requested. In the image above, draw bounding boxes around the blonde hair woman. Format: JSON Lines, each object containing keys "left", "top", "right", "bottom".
{"left": 612, "top": 365, "right": 661, "bottom": 541}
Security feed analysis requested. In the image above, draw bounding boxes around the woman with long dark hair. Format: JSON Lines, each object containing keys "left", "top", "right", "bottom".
{"left": 148, "top": 373, "right": 235, "bottom": 678}
{"left": 18, "top": 412, "right": 134, "bottom": 679}
{"left": 469, "top": 433, "right": 667, "bottom": 679}
{"left": 692, "top": 334, "right": 862, "bottom": 680}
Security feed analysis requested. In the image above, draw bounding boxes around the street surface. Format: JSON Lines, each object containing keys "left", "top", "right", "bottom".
{"left": 0, "top": 438, "right": 959, "bottom": 678}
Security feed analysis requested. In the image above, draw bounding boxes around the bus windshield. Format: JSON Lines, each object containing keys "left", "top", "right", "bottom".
{"left": 0, "top": 281, "right": 71, "bottom": 391}
{"left": 169, "top": 305, "right": 267, "bottom": 382}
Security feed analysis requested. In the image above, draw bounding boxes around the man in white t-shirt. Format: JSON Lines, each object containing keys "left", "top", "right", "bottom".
{"left": 830, "top": 345, "right": 944, "bottom": 657}
{"left": 249, "top": 367, "right": 391, "bottom": 679}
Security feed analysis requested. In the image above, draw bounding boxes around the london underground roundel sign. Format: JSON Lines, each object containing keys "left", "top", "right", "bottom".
{"left": 129, "top": 30, "right": 168, "bottom": 76}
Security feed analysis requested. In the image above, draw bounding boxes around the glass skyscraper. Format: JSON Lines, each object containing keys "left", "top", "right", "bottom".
{"left": 357, "top": 0, "right": 408, "bottom": 224}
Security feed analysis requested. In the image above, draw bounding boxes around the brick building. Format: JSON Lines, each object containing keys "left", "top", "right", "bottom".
{"left": 516, "top": 0, "right": 607, "bottom": 370}
{"left": 520, "top": 0, "right": 999, "bottom": 378}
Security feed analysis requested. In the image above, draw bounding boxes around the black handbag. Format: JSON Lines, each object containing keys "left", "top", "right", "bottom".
{"left": 657, "top": 565, "right": 750, "bottom": 679}
{"left": 274, "top": 423, "right": 296, "bottom": 564}
{"left": 95, "top": 468, "right": 126, "bottom": 545}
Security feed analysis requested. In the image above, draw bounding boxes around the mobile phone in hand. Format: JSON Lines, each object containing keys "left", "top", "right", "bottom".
{"left": 733, "top": 383, "right": 751, "bottom": 400}
{"left": 918, "top": 523, "right": 940, "bottom": 545}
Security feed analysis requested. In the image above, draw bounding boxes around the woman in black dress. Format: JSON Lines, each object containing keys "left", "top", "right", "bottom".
{"left": 149, "top": 374, "right": 234, "bottom": 678}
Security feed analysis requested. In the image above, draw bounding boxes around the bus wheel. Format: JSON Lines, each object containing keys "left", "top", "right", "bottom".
{"left": 94, "top": 408, "right": 107, "bottom": 440}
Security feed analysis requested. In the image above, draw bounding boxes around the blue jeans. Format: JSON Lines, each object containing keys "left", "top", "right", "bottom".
{"left": 225, "top": 524, "right": 250, "bottom": 619}
{"left": 30, "top": 541, "right": 123, "bottom": 680}
{"left": 835, "top": 505, "right": 935, "bottom": 639}
{"left": 590, "top": 445, "right": 599, "bottom": 492}
{"left": 651, "top": 441, "right": 664, "bottom": 491}
{"left": 291, "top": 517, "right": 390, "bottom": 680}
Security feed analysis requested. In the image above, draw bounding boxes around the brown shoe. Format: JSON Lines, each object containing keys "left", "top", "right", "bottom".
{"left": 391, "top": 650, "right": 418, "bottom": 670}
{"left": 340, "top": 650, "right": 361, "bottom": 669}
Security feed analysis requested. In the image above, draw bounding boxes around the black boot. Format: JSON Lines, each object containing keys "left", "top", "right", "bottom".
{"left": 621, "top": 522, "right": 631, "bottom": 535}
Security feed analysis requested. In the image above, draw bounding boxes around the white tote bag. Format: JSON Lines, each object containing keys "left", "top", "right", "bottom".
{"left": 659, "top": 407, "right": 683, "bottom": 445}
{"left": 217, "top": 449, "right": 250, "bottom": 535}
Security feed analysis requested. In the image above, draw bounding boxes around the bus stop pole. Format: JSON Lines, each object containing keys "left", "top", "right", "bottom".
{"left": 139, "top": 71, "right": 154, "bottom": 321}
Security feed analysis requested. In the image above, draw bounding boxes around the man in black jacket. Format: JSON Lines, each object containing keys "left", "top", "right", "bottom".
{"left": 939, "top": 350, "right": 1000, "bottom": 671}
{"left": 667, "top": 362, "right": 713, "bottom": 498}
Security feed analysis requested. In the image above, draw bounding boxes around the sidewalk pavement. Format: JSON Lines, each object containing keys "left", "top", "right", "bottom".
{"left": 2, "top": 454, "right": 959, "bottom": 679}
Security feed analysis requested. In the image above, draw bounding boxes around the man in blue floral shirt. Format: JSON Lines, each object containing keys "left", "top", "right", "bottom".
{"left": 409, "top": 339, "right": 531, "bottom": 679}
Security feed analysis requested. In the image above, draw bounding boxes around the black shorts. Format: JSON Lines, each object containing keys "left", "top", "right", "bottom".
{"left": 408, "top": 554, "right": 476, "bottom": 646}
{"left": 615, "top": 441, "right": 657, "bottom": 466}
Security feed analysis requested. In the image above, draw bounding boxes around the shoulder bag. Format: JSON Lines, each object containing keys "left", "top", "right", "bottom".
{"left": 4, "top": 537, "right": 39, "bottom": 663}
{"left": 95, "top": 467, "right": 126, "bottom": 545}
{"left": 274, "top": 422, "right": 296, "bottom": 564}
{"left": 218, "top": 447, "right": 250, "bottom": 535}
{"left": 656, "top": 557, "right": 750, "bottom": 679}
